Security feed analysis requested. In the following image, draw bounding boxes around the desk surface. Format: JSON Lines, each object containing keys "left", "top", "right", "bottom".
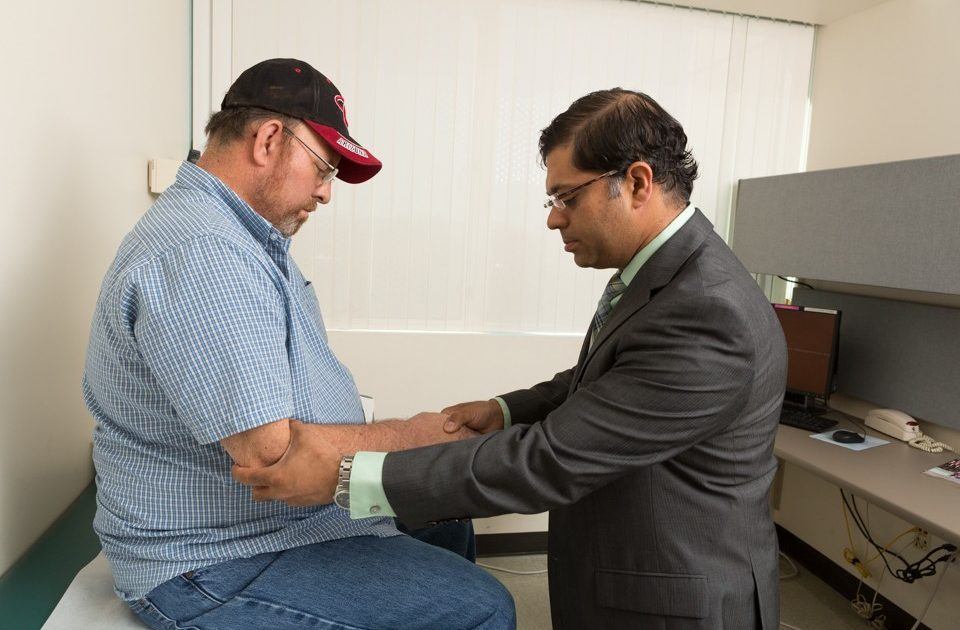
{"left": 774, "top": 411, "right": 960, "bottom": 544}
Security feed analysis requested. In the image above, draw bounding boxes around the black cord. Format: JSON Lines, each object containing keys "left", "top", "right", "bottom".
{"left": 840, "top": 489, "right": 958, "bottom": 583}
{"left": 777, "top": 275, "right": 816, "bottom": 290}
{"left": 838, "top": 412, "right": 868, "bottom": 440}
{"left": 843, "top": 491, "right": 905, "bottom": 579}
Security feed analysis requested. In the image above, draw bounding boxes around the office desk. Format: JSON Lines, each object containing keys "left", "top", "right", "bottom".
{"left": 774, "top": 413, "right": 960, "bottom": 544}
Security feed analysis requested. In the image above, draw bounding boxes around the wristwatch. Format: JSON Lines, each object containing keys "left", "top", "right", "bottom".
{"left": 333, "top": 455, "right": 354, "bottom": 510}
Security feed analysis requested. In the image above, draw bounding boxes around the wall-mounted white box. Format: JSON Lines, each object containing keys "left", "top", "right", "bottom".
{"left": 148, "top": 158, "right": 182, "bottom": 194}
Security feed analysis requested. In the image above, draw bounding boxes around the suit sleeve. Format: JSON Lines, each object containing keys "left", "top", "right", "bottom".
{"left": 382, "top": 295, "right": 755, "bottom": 522}
{"left": 497, "top": 366, "right": 576, "bottom": 425}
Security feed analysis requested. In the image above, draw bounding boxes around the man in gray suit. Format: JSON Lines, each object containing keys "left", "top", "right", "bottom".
{"left": 235, "top": 88, "right": 787, "bottom": 629}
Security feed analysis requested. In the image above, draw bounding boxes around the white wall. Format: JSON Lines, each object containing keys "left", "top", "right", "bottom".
{"left": 780, "top": 2, "right": 960, "bottom": 627}
{"left": 0, "top": 2, "right": 190, "bottom": 575}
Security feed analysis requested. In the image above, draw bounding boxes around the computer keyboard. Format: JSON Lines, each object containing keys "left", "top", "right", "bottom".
{"left": 779, "top": 407, "right": 838, "bottom": 433}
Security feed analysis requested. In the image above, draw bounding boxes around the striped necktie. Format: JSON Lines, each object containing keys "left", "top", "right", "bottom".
{"left": 592, "top": 272, "right": 626, "bottom": 335}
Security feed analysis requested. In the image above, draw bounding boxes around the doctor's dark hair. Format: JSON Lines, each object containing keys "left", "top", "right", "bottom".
{"left": 539, "top": 89, "right": 698, "bottom": 204}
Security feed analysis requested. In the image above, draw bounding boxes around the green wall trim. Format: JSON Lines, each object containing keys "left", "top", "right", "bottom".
{"left": 0, "top": 482, "right": 100, "bottom": 629}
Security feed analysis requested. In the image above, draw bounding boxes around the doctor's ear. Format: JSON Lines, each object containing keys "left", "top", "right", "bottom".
{"left": 626, "top": 161, "right": 654, "bottom": 206}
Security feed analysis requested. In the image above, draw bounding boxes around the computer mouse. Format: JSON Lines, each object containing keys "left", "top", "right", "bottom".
{"left": 832, "top": 430, "right": 865, "bottom": 444}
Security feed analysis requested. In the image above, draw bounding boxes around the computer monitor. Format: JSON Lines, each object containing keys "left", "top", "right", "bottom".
{"left": 772, "top": 304, "right": 841, "bottom": 409}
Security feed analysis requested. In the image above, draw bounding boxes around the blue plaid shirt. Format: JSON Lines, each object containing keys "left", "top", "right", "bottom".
{"left": 83, "top": 161, "right": 398, "bottom": 600}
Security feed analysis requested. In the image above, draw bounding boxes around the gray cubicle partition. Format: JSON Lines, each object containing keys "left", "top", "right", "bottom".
{"left": 732, "top": 154, "right": 960, "bottom": 295}
{"left": 793, "top": 288, "right": 960, "bottom": 431}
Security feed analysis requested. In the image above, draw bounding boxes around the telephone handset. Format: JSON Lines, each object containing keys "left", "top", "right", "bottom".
{"left": 865, "top": 409, "right": 954, "bottom": 453}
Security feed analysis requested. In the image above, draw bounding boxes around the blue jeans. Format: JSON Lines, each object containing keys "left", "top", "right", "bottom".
{"left": 128, "top": 524, "right": 514, "bottom": 629}
{"left": 396, "top": 519, "right": 477, "bottom": 563}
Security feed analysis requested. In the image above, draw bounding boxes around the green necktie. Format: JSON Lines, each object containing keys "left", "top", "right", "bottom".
{"left": 592, "top": 272, "right": 626, "bottom": 335}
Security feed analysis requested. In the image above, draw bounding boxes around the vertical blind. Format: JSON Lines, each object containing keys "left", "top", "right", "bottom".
{"left": 199, "top": 0, "right": 814, "bottom": 333}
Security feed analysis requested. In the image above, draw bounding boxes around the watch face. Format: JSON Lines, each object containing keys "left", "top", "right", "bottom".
{"left": 334, "top": 490, "right": 350, "bottom": 510}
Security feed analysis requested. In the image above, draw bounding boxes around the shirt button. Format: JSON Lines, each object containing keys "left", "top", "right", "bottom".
{"left": 369, "top": 505, "right": 381, "bottom": 514}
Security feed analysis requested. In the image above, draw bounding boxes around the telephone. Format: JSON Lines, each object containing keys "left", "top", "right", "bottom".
{"left": 865, "top": 408, "right": 954, "bottom": 453}
{"left": 865, "top": 409, "right": 920, "bottom": 440}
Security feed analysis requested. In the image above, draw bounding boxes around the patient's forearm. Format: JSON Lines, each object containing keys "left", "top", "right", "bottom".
{"left": 224, "top": 414, "right": 476, "bottom": 466}
{"left": 310, "top": 414, "right": 475, "bottom": 456}
{"left": 314, "top": 420, "right": 405, "bottom": 456}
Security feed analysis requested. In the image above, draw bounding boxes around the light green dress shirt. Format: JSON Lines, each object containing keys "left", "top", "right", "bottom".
{"left": 349, "top": 205, "right": 697, "bottom": 519}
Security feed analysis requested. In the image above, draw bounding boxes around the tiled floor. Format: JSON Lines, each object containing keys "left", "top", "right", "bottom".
{"left": 479, "top": 554, "right": 878, "bottom": 629}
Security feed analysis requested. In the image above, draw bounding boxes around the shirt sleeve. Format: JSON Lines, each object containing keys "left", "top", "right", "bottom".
{"left": 133, "top": 236, "right": 294, "bottom": 444}
{"left": 493, "top": 397, "right": 512, "bottom": 429}
{"left": 350, "top": 451, "right": 397, "bottom": 518}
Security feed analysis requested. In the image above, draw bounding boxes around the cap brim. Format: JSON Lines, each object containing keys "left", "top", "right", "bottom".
{"left": 303, "top": 120, "right": 382, "bottom": 184}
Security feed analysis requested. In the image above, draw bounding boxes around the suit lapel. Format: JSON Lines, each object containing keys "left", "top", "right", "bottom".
{"left": 572, "top": 210, "right": 715, "bottom": 387}
{"left": 569, "top": 322, "right": 595, "bottom": 393}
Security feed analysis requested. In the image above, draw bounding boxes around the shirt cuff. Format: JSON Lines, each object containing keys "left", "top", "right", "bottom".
{"left": 493, "top": 397, "right": 512, "bottom": 429}
{"left": 349, "top": 451, "right": 397, "bottom": 519}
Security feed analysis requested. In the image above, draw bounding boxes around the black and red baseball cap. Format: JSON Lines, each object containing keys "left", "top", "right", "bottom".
{"left": 221, "top": 58, "right": 382, "bottom": 184}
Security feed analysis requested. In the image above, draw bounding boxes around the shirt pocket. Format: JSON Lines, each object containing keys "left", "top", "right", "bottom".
{"left": 297, "top": 280, "right": 328, "bottom": 342}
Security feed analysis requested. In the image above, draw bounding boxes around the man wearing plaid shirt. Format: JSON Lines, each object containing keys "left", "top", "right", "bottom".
{"left": 83, "top": 58, "right": 515, "bottom": 630}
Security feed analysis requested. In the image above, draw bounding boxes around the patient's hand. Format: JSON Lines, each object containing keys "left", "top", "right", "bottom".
{"left": 233, "top": 419, "right": 341, "bottom": 505}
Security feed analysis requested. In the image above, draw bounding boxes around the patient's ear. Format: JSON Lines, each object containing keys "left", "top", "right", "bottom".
{"left": 250, "top": 119, "right": 286, "bottom": 168}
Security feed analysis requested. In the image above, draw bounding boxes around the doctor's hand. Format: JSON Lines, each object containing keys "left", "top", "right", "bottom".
{"left": 232, "top": 420, "right": 340, "bottom": 506}
{"left": 441, "top": 399, "right": 504, "bottom": 435}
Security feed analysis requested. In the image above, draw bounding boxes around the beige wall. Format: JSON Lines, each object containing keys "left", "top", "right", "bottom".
{"left": 0, "top": 2, "right": 189, "bottom": 575}
{"left": 807, "top": 0, "right": 960, "bottom": 171}
{"left": 782, "top": 1, "right": 960, "bottom": 627}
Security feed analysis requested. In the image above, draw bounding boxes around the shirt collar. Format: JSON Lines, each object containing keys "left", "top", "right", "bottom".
{"left": 619, "top": 203, "right": 696, "bottom": 286}
{"left": 174, "top": 161, "right": 291, "bottom": 254}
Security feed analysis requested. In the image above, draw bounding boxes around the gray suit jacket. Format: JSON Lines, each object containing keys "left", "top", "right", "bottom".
{"left": 383, "top": 210, "right": 787, "bottom": 629}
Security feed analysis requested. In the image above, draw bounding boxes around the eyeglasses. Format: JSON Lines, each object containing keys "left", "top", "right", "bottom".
{"left": 543, "top": 170, "right": 618, "bottom": 210}
{"left": 283, "top": 127, "right": 338, "bottom": 183}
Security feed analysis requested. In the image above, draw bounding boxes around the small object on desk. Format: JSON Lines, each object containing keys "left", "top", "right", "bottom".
{"left": 831, "top": 429, "right": 865, "bottom": 444}
{"left": 810, "top": 431, "right": 889, "bottom": 451}
{"left": 779, "top": 407, "right": 838, "bottom": 433}
{"left": 864, "top": 408, "right": 954, "bottom": 453}
{"left": 865, "top": 408, "right": 920, "bottom": 440}
{"left": 923, "top": 458, "right": 960, "bottom": 487}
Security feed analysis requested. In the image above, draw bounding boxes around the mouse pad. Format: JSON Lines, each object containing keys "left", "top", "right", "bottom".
{"left": 810, "top": 432, "right": 890, "bottom": 451}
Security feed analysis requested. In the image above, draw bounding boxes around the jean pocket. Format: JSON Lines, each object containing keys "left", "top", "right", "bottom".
{"left": 595, "top": 568, "right": 709, "bottom": 619}
{"left": 127, "top": 598, "right": 148, "bottom": 615}
{"left": 181, "top": 552, "right": 280, "bottom": 604}
{"left": 129, "top": 597, "right": 201, "bottom": 630}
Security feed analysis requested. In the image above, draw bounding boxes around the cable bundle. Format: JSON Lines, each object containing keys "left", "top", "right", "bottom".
{"left": 840, "top": 490, "right": 957, "bottom": 583}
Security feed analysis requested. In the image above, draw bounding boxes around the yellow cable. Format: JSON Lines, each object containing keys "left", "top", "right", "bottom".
{"left": 863, "top": 527, "right": 919, "bottom": 565}
{"left": 841, "top": 494, "right": 926, "bottom": 628}
{"left": 840, "top": 494, "right": 919, "bottom": 577}
{"left": 842, "top": 495, "right": 871, "bottom": 578}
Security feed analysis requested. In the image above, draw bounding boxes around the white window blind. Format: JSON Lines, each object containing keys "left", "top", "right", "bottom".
{"left": 197, "top": 0, "right": 814, "bottom": 334}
